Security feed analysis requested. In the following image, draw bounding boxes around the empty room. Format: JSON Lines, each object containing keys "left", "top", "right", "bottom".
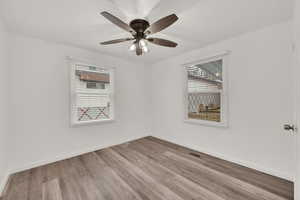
{"left": 0, "top": 0, "right": 300, "bottom": 199}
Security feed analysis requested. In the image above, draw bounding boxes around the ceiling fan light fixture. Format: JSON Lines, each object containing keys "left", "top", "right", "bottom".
{"left": 129, "top": 43, "right": 136, "bottom": 51}
{"left": 139, "top": 39, "right": 147, "bottom": 47}
{"left": 142, "top": 45, "right": 149, "bottom": 53}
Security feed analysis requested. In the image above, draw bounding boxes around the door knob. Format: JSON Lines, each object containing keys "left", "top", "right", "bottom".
{"left": 284, "top": 124, "right": 295, "bottom": 131}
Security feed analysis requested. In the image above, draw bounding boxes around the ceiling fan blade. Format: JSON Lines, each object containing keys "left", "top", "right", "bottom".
{"left": 100, "top": 38, "right": 134, "bottom": 45}
{"left": 147, "top": 38, "right": 178, "bottom": 47}
{"left": 100, "top": 11, "right": 135, "bottom": 34}
{"left": 146, "top": 14, "right": 178, "bottom": 35}
{"left": 136, "top": 47, "right": 142, "bottom": 56}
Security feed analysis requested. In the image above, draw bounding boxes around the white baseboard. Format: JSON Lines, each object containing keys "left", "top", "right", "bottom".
{"left": 0, "top": 172, "right": 10, "bottom": 197}
{"left": 9, "top": 135, "right": 149, "bottom": 174}
{"left": 153, "top": 135, "right": 294, "bottom": 181}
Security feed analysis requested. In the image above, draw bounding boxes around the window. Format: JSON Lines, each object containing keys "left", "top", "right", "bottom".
{"left": 183, "top": 52, "right": 229, "bottom": 127}
{"left": 70, "top": 60, "right": 114, "bottom": 126}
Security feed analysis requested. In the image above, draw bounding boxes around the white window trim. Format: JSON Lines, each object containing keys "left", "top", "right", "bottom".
{"left": 67, "top": 57, "right": 115, "bottom": 127}
{"left": 182, "top": 51, "right": 230, "bottom": 128}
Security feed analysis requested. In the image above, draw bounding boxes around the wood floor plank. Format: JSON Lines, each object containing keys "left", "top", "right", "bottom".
{"left": 59, "top": 175, "right": 105, "bottom": 200}
{"left": 128, "top": 138, "right": 277, "bottom": 200}
{"left": 96, "top": 148, "right": 184, "bottom": 200}
{"left": 1, "top": 136, "right": 294, "bottom": 200}
{"left": 112, "top": 143, "right": 225, "bottom": 200}
{"left": 79, "top": 152, "right": 142, "bottom": 200}
{"left": 55, "top": 156, "right": 106, "bottom": 200}
{"left": 42, "top": 178, "right": 63, "bottom": 200}
{"left": 4, "top": 171, "right": 30, "bottom": 200}
{"left": 44, "top": 162, "right": 62, "bottom": 182}
{"left": 146, "top": 136, "right": 293, "bottom": 199}
{"left": 28, "top": 167, "right": 46, "bottom": 200}
{"left": 165, "top": 150, "right": 287, "bottom": 200}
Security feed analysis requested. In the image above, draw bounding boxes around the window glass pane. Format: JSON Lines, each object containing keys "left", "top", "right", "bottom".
{"left": 187, "top": 59, "right": 222, "bottom": 122}
{"left": 86, "top": 82, "right": 105, "bottom": 89}
{"left": 74, "top": 64, "right": 112, "bottom": 122}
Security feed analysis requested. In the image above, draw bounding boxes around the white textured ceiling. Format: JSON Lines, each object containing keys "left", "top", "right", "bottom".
{"left": 0, "top": 0, "right": 294, "bottom": 63}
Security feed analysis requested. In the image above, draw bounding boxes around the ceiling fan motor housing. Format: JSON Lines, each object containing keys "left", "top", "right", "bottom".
{"left": 130, "top": 19, "right": 150, "bottom": 36}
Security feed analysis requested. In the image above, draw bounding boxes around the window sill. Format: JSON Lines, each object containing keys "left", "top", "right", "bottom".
{"left": 71, "top": 119, "right": 115, "bottom": 127}
{"left": 184, "top": 119, "right": 228, "bottom": 128}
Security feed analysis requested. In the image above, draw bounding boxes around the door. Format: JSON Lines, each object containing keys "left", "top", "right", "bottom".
{"left": 294, "top": 50, "right": 300, "bottom": 199}
{"left": 296, "top": 85, "right": 300, "bottom": 199}
{"left": 293, "top": 46, "right": 300, "bottom": 199}
{"left": 294, "top": 3, "right": 300, "bottom": 197}
{"left": 295, "top": 49, "right": 300, "bottom": 200}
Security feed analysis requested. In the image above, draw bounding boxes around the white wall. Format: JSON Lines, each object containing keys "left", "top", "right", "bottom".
{"left": 7, "top": 34, "right": 149, "bottom": 172}
{"left": 150, "top": 21, "right": 295, "bottom": 180}
{"left": 0, "top": 19, "right": 9, "bottom": 192}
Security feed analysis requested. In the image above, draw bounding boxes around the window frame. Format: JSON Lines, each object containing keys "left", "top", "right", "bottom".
{"left": 69, "top": 58, "right": 115, "bottom": 127}
{"left": 182, "top": 51, "right": 230, "bottom": 127}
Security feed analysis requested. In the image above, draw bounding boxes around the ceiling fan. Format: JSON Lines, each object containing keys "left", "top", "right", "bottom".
{"left": 100, "top": 11, "right": 178, "bottom": 56}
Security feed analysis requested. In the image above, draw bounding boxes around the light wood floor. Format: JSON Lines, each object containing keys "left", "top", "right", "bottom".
{"left": 1, "top": 136, "right": 294, "bottom": 200}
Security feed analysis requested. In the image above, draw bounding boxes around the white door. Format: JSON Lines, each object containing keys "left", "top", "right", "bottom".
{"left": 294, "top": 2, "right": 300, "bottom": 197}
{"left": 293, "top": 46, "right": 300, "bottom": 200}
{"left": 296, "top": 89, "right": 300, "bottom": 198}
{"left": 294, "top": 51, "right": 300, "bottom": 199}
